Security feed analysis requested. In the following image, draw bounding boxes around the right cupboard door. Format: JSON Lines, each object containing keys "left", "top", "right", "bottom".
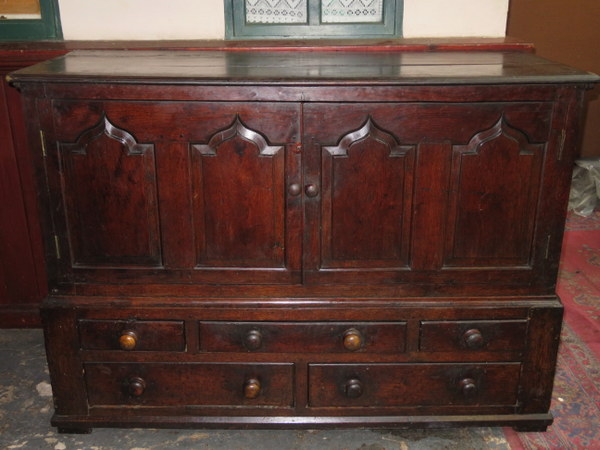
{"left": 303, "top": 103, "right": 553, "bottom": 288}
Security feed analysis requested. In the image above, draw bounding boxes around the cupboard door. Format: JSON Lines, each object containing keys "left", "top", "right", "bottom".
{"left": 49, "top": 101, "right": 301, "bottom": 284}
{"left": 303, "top": 102, "right": 551, "bottom": 286}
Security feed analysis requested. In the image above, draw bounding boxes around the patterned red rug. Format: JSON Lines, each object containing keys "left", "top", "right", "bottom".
{"left": 505, "top": 211, "right": 600, "bottom": 449}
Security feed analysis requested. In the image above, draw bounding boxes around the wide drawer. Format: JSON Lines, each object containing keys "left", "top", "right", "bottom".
{"left": 419, "top": 320, "right": 528, "bottom": 352}
{"left": 78, "top": 320, "right": 185, "bottom": 351}
{"left": 199, "top": 321, "right": 407, "bottom": 353}
{"left": 308, "top": 363, "right": 521, "bottom": 407}
{"left": 84, "top": 362, "right": 294, "bottom": 407}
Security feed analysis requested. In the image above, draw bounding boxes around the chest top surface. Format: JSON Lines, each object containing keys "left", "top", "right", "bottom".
{"left": 9, "top": 50, "right": 599, "bottom": 86}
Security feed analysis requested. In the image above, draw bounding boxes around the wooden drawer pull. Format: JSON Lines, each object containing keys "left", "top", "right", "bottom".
{"left": 462, "top": 328, "right": 484, "bottom": 350}
{"left": 243, "top": 378, "right": 261, "bottom": 399}
{"left": 127, "top": 376, "right": 146, "bottom": 397}
{"left": 344, "top": 378, "right": 363, "bottom": 398}
{"left": 119, "top": 330, "right": 138, "bottom": 351}
{"left": 343, "top": 328, "right": 363, "bottom": 351}
{"left": 459, "top": 378, "right": 478, "bottom": 397}
{"left": 244, "top": 329, "right": 263, "bottom": 351}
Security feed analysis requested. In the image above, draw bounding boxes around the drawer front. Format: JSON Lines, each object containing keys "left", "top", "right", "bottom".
{"left": 308, "top": 363, "right": 521, "bottom": 407}
{"left": 84, "top": 362, "right": 294, "bottom": 407}
{"left": 200, "top": 322, "right": 407, "bottom": 353}
{"left": 419, "top": 320, "right": 528, "bottom": 352}
{"left": 79, "top": 320, "right": 186, "bottom": 351}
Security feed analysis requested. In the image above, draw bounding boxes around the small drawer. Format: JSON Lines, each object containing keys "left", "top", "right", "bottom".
{"left": 199, "top": 322, "right": 406, "bottom": 353}
{"left": 84, "top": 362, "right": 294, "bottom": 407}
{"left": 308, "top": 363, "right": 521, "bottom": 407}
{"left": 419, "top": 320, "right": 528, "bottom": 352}
{"left": 79, "top": 320, "right": 186, "bottom": 351}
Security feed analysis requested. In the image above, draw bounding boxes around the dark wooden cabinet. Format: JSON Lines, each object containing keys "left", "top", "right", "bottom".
{"left": 9, "top": 49, "right": 598, "bottom": 432}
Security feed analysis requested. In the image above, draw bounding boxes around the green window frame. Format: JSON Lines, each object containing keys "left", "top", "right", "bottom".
{"left": 225, "top": 0, "right": 403, "bottom": 39}
{"left": 0, "top": 0, "right": 62, "bottom": 41}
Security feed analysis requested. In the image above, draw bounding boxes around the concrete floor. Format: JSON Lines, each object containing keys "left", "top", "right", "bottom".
{"left": 1, "top": 329, "right": 510, "bottom": 450}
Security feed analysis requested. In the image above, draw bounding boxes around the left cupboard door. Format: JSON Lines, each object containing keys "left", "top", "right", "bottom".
{"left": 45, "top": 101, "right": 302, "bottom": 285}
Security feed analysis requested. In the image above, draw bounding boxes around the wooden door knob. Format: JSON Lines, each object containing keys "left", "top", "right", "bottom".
{"left": 244, "top": 329, "right": 263, "bottom": 351}
{"left": 462, "top": 329, "right": 484, "bottom": 349}
{"left": 344, "top": 378, "right": 363, "bottom": 398}
{"left": 459, "top": 378, "right": 478, "bottom": 397}
{"left": 305, "top": 184, "right": 319, "bottom": 197}
{"left": 288, "top": 183, "right": 301, "bottom": 196}
{"left": 343, "top": 328, "right": 363, "bottom": 351}
{"left": 119, "top": 330, "right": 138, "bottom": 351}
{"left": 243, "top": 378, "right": 261, "bottom": 399}
{"left": 127, "top": 376, "right": 146, "bottom": 397}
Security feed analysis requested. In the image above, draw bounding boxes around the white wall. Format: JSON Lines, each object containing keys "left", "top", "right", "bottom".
{"left": 57, "top": 0, "right": 225, "bottom": 40}
{"left": 57, "top": 0, "right": 509, "bottom": 40}
{"left": 403, "top": 0, "right": 509, "bottom": 37}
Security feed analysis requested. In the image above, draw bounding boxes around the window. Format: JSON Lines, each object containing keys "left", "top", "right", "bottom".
{"left": 0, "top": 0, "right": 62, "bottom": 41}
{"left": 225, "top": 0, "right": 403, "bottom": 39}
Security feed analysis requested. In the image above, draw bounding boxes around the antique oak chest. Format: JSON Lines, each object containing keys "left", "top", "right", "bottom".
{"left": 9, "top": 48, "right": 598, "bottom": 433}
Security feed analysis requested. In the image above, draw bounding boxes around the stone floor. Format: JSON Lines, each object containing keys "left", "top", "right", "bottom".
{"left": 1, "top": 329, "right": 510, "bottom": 450}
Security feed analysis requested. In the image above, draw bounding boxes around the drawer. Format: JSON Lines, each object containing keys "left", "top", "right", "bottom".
{"left": 308, "top": 363, "right": 521, "bottom": 407}
{"left": 419, "top": 320, "right": 528, "bottom": 352}
{"left": 199, "top": 322, "right": 406, "bottom": 353}
{"left": 79, "top": 320, "right": 186, "bottom": 351}
{"left": 84, "top": 362, "right": 294, "bottom": 407}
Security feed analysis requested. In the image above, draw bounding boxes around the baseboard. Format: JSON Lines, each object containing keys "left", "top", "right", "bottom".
{"left": 0, "top": 304, "right": 42, "bottom": 328}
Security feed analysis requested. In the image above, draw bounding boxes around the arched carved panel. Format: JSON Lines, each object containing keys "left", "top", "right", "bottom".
{"left": 58, "top": 115, "right": 161, "bottom": 267}
{"left": 321, "top": 117, "right": 415, "bottom": 268}
{"left": 62, "top": 114, "right": 153, "bottom": 156}
{"left": 324, "top": 116, "right": 413, "bottom": 157}
{"left": 190, "top": 116, "right": 286, "bottom": 268}
{"left": 445, "top": 117, "right": 544, "bottom": 267}
{"left": 192, "top": 115, "right": 283, "bottom": 157}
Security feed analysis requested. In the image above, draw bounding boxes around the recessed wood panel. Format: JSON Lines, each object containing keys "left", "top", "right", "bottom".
{"left": 59, "top": 116, "right": 161, "bottom": 267}
{"left": 445, "top": 117, "right": 544, "bottom": 267}
{"left": 306, "top": 112, "right": 416, "bottom": 283}
{"left": 191, "top": 116, "right": 286, "bottom": 269}
{"left": 321, "top": 117, "right": 414, "bottom": 268}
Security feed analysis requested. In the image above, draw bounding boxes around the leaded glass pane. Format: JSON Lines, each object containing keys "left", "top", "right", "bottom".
{"left": 321, "top": 0, "right": 383, "bottom": 23}
{"left": 245, "top": 0, "right": 308, "bottom": 24}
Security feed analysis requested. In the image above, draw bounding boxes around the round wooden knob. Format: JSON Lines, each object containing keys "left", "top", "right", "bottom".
{"left": 344, "top": 378, "right": 363, "bottom": 398}
{"left": 244, "top": 329, "right": 263, "bottom": 351}
{"left": 243, "top": 378, "right": 261, "bottom": 399}
{"left": 127, "top": 376, "right": 146, "bottom": 397}
{"left": 343, "top": 328, "right": 363, "bottom": 352}
{"left": 119, "top": 330, "right": 138, "bottom": 351}
{"left": 305, "top": 184, "right": 319, "bottom": 197}
{"left": 459, "top": 378, "right": 478, "bottom": 397}
{"left": 462, "top": 329, "right": 484, "bottom": 350}
{"left": 288, "top": 183, "right": 301, "bottom": 196}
